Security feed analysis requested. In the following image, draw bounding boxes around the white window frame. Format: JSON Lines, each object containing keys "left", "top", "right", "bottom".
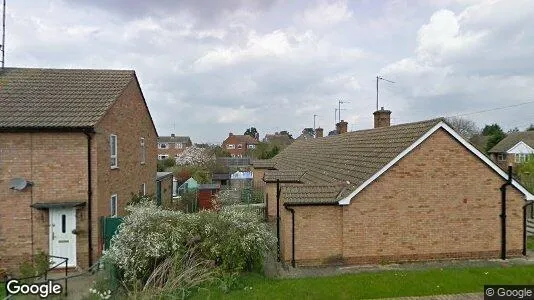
{"left": 158, "top": 154, "right": 169, "bottom": 160}
{"left": 140, "top": 137, "right": 146, "bottom": 165}
{"left": 227, "top": 144, "right": 235, "bottom": 149}
{"left": 516, "top": 153, "right": 527, "bottom": 163}
{"left": 140, "top": 183, "right": 146, "bottom": 196}
{"left": 110, "top": 134, "right": 118, "bottom": 168}
{"left": 237, "top": 144, "right": 243, "bottom": 149}
{"left": 159, "top": 143, "right": 168, "bottom": 149}
{"left": 110, "top": 194, "right": 118, "bottom": 217}
{"left": 248, "top": 144, "right": 255, "bottom": 149}
{"left": 497, "top": 153, "right": 505, "bottom": 161}
{"left": 176, "top": 142, "right": 183, "bottom": 149}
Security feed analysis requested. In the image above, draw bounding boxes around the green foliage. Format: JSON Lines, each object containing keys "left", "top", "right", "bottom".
{"left": 127, "top": 193, "right": 155, "bottom": 206}
{"left": 302, "top": 127, "right": 315, "bottom": 136}
{"left": 482, "top": 123, "right": 504, "bottom": 136}
{"left": 157, "top": 157, "right": 176, "bottom": 172}
{"left": 192, "top": 169, "right": 211, "bottom": 184}
{"left": 18, "top": 250, "right": 51, "bottom": 281}
{"left": 279, "top": 130, "right": 293, "bottom": 139}
{"left": 179, "top": 190, "right": 199, "bottom": 213}
{"left": 253, "top": 142, "right": 280, "bottom": 159}
{"left": 207, "top": 145, "right": 231, "bottom": 158}
{"left": 528, "top": 124, "right": 534, "bottom": 131}
{"left": 244, "top": 127, "right": 258, "bottom": 139}
{"left": 104, "top": 202, "right": 275, "bottom": 289}
{"left": 517, "top": 158, "right": 534, "bottom": 193}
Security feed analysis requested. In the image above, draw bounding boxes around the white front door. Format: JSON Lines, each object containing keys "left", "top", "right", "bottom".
{"left": 49, "top": 208, "right": 77, "bottom": 267}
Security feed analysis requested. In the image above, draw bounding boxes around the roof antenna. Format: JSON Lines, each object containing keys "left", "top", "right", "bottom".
{"left": 376, "top": 76, "right": 395, "bottom": 111}
{"left": 1, "top": 0, "right": 5, "bottom": 69}
{"left": 338, "top": 99, "right": 350, "bottom": 121}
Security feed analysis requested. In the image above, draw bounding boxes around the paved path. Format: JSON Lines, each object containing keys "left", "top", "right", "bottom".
{"left": 379, "top": 293, "right": 482, "bottom": 299}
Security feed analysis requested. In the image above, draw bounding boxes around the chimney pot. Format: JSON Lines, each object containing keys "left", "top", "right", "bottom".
{"left": 229, "top": 132, "right": 233, "bottom": 137}
{"left": 373, "top": 108, "right": 392, "bottom": 128}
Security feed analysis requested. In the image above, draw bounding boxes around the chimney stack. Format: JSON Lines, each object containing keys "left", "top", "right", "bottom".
{"left": 171, "top": 133, "right": 175, "bottom": 138}
{"left": 373, "top": 107, "right": 391, "bottom": 128}
{"left": 229, "top": 132, "right": 233, "bottom": 137}
{"left": 336, "top": 120, "right": 348, "bottom": 134}
{"left": 315, "top": 127, "right": 323, "bottom": 138}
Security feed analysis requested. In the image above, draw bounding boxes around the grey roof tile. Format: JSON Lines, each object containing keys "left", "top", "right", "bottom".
{"left": 489, "top": 131, "right": 534, "bottom": 153}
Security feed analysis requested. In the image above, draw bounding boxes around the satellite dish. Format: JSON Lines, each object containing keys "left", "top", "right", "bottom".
{"left": 9, "top": 178, "right": 32, "bottom": 191}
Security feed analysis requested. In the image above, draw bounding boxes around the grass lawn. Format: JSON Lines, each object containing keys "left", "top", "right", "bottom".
{"left": 193, "top": 264, "right": 534, "bottom": 300}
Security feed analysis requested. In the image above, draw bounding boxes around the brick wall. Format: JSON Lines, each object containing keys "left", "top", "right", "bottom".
{"left": 280, "top": 128, "right": 526, "bottom": 266}
{"left": 93, "top": 78, "right": 158, "bottom": 262}
{"left": 0, "top": 132, "right": 88, "bottom": 271}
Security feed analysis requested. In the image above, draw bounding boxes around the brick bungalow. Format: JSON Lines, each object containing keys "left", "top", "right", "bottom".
{"left": 253, "top": 109, "right": 534, "bottom": 267}
{"left": 489, "top": 131, "right": 534, "bottom": 169}
{"left": 0, "top": 68, "right": 158, "bottom": 272}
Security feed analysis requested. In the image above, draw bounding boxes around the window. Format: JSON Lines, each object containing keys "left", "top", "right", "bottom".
{"left": 498, "top": 153, "right": 506, "bottom": 161}
{"left": 110, "top": 134, "right": 118, "bottom": 168}
{"left": 515, "top": 153, "right": 528, "bottom": 163}
{"left": 61, "top": 215, "right": 66, "bottom": 233}
{"left": 140, "top": 137, "right": 146, "bottom": 164}
{"left": 140, "top": 183, "right": 146, "bottom": 196}
{"left": 159, "top": 143, "right": 168, "bottom": 149}
{"left": 248, "top": 144, "right": 256, "bottom": 149}
{"left": 227, "top": 144, "right": 235, "bottom": 149}
{"left": 158, "top": 154, "right": 169, "bottom": 160}
{"left": 237, "top": 144, "right": 243, "bottom": 149}
{"left": 110, "top": 194, "right": 118, "bottom": 217}
{"left": 176, "top": 143, "right": 183, "bottom": 149}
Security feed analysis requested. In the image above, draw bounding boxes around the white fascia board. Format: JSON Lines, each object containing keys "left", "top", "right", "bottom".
{"left": 339, "top": 122, "right": 534, "bottom": 205}
{"left": 506, "top": 141, "right": 534, "bottom": 154}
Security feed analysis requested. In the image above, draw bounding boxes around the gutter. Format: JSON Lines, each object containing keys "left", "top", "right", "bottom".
{"left": 500, "top": 165, "right": 513, "bottom": 260}
{"left": 83, "top": 129, "right": 95, "bottom": 268}
{"left": 283, "top": 201, "right": 339, "bottom": 268}
{"left": 523, "top": 200, "right": 534, "bottom": 256}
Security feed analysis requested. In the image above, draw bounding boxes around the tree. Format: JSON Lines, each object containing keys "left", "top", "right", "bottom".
{"left": 508, "top": 127, "right": 520, "bottom": 133}
{"left": 527, "top": 124, "right": 534, "bottom": 131}
{"left": 302, "top": 128, "right": 315, "bottom": 136}
{"left": 279, "top": 130, "right": 294, "bottom": 140}
{"left": 208, "top": 145, "right": 231, "bottom": 158}
{"left": 157, "top": 157, "right": 176, "bottom": 172}
{"left": 244, "top": 127, "right": 258, "bottom": 139}
{"left": 446, "top": 117, "right": 479, "bottom": 139}
{"left": 482, "top": 123, "right": 504, "bottom": 136}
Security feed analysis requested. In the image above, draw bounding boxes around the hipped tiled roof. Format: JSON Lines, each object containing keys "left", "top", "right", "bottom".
{"left": 264, "top": 169, "right": 305, "bottom": 182}
{"left": 489, "top": 131, "right": 534, "bottom": 153}
{"left": 251, "top": 159, "right": 276, "bottom": 169}
{"left": 0, "top": 68, "right": 135, "bottom": 129}
{"left": 273, "top": 118, "right": 443, "bottom": 203}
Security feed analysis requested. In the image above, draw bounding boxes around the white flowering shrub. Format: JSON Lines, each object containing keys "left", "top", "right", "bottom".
{"left": 103, "top": 200, "right": 275, "bottom": 289}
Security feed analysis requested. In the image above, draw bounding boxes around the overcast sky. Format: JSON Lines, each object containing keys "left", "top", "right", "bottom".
{"left": 7, "top": 0, "right": 534, "bottom": 143}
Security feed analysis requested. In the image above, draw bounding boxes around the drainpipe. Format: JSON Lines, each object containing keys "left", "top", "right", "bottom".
{"left": 284, "top": 204, "right": 296, "bottom": 268}
{"left": 500, "top": 165, "right": 513, "bottom": 260}
{"left": 523, "top": 201, "right": 534, "bottom": 256}
{"left": 276, "top": 179, "right": 281, "bottom": 262}
{"left": 84, "top": 130, "right": 94, "bottom": 267}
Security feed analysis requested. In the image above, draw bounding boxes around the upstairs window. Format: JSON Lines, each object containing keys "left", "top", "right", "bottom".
{"left": 248, "top": 144, "right": 256, "bottom": 149}
{"left": 176, "top": 143, "right": 183, "bottom": 149}
{"left": 515, "top": 153, "right": 528, "bottom": 163}
{"left": 159, "top": 143, "right": 168, "bottom": 149}
{"left": 140, "top": 137, "right": 146, "bottom": 164}
{"left": 158, "top": 154, "right": 169, "bottom": 160}
{"left": 110, "top": 134, "right": 118, "bottom": 168}
{"left": 227, "top": 144, "right": 235, "bottom": 149}
{"left": 237, "top": 144, "right": 243, "bottom": 149}
{"left": 497, "top": 153, "right": 506, "bottom": 161}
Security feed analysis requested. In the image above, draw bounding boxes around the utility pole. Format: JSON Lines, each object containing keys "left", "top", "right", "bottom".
{"left": 313, "top": 114, "right": 318, "bottom": 129}
{"left": 376, "top": 76, "right": 395, "bottom": 111}
{"left": 338, "top": 100, "right": 350, "bottom": 121}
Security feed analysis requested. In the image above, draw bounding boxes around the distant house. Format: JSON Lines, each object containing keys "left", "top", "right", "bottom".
{"left": 222, "top": 133, "right": 259, "bottom": 157}
{"left": 158, "top": 134, "right": 192, "bottom": 160}
{"left": 0, "top": 68, "right": 158, "bottom": 272}
{"left": 489, "top": 131, "right": 534, "bottom": 168}
{"left": 253, "top": 108, "right": 534, "bottom": 267}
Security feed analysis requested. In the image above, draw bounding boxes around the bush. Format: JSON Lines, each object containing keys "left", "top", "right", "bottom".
{"left": 103, "top": 201, "right": 275, "bottom": 289}
{"left": 19, "top": 250, "right": 51, "bottom": 281}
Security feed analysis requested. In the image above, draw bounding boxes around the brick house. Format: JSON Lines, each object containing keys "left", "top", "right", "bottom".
{"left": 222, "top": 133, "right": 258, "bottom": 157}
{"left": 489, "top": 131, "right": 534, "bottom": 169}
{"left": 157, "top": 134, "right": 192, "bottom": 160}
{"left": 253, "top": 109, "right": 534, "bottom": 267}
{"left": 0, "top": 68, "right": 157, "bottom": 272}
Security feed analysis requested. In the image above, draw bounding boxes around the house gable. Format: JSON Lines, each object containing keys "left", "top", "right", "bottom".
{"left": 506, "top": 141, "right": 534, "bottom": 154}
{"left": 339, "top": 121, "right": 534, "bottom": 205}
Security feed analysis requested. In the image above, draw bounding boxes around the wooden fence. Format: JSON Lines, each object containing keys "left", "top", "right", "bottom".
{"left": 528, "top": 219, "right": 534, "bottom": 237}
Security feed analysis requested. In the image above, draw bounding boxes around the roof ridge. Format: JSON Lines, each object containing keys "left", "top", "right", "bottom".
{"left": 1, "top": 67, "right": 135, "bottom": 73}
